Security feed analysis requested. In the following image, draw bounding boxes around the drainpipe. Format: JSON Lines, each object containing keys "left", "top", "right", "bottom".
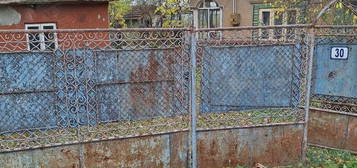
{"left": 233, "top": 0, "right": 237, "bottom": 14}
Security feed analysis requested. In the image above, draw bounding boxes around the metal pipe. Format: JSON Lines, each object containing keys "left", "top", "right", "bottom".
{"left": 309, "top": 107, "right": 357, "bottom": 117}
{"left": 190, "top": 29, "right": 197, "bottom": 168}
{"left": 0, "top": 28, "right": 191, "bottom": 33}
{"left": 196, "top": 24, "right": 314, "bottom": 31}
{"left": 197, "top": 121, "right": 305, "bottom": 132}
{"left": 302, "top": 27, "right": 315, "bottom": 162}
{"left": 309, "top": 143, "right": 357, "bottom": 155}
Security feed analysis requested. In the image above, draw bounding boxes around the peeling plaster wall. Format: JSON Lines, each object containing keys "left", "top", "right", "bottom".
{"left": 0, "top": 2, "right": 109, "bottom": 30}
{"left": 0, "top": 6, "right": 21, "bottom": 26}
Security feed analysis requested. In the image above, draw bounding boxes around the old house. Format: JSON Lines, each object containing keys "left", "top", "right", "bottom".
{"left": 190, "top": 0, "right": 356, "bottom": 29}
{"left": 0, "top": 0, "right": 109, "bottom": 29}
{"left": 124, "top": 5, "right": 159, "bottom": 28}
{"left": 190, "top": 0, "right": 299, "bottom": 29}
{"left": 0, "top": 0, "right": 109, "bottom": 51}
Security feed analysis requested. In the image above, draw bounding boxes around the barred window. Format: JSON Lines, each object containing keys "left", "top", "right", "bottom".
{"left": 25, "top": 23, "right": 57, "bottom": 51}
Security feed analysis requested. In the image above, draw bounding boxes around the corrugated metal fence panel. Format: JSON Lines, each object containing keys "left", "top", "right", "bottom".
{"left": 201, "top": 45, "right": 302, "bottom": 113}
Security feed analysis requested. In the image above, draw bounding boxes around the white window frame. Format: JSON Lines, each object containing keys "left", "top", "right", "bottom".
{"left": 194, "top": 0, "right": 223, "bottom": 40}
{"left": 258, "top": 8, "right": 299, "bottom": 40}
{"left": 194, "top": 0, "right": 223, "bottom": 29}
{"left": 25, "top": 23, "right": 57, "bottom": 51}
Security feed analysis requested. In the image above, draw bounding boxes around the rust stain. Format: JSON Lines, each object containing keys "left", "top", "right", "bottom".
{"left": 197, "top": 126, "right": 303, "bottom": 168}
{"left": 345, "top": 116, "right": 357, "bottom": 152}
{"left": 251, "top": 126, "right": 303, "bottom": 167}
{"left": 197, "top": 130, "right": 246, "bottom": 168}
{"left": 83, "top": 135, "right": 170, "bottom": 167}
{"left": 308, "top": 109, "right": 348, "bottom": 149}
{"left": 129, "top": 50, "right": 174, "bottom": 117}
{"left": 0, "top": 126, "right": 305, "bottom": 168}
{"left": 170, "top": 132, "right": 189, "bottom": 168}
{"left": 327, "top": 71, "right": 337, "bottom": 80}
{"left": 34, "top": 145, "right": 80, "bottom": 168}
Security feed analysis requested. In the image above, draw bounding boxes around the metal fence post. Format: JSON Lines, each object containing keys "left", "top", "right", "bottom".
{"left": 302, "top": 26, "right": 315, "bottom": 162}
{"left": 190, "top": 28, "right": 198, "bottom": 168}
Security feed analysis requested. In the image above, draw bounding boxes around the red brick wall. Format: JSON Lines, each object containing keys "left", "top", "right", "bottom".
{"left": 0, "top": 2, "right": 109, "bottom": 30}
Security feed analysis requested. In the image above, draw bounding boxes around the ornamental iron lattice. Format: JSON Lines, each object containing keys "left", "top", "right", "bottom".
{"left": 0, "top": 25, "right": 355, "bottom": 154}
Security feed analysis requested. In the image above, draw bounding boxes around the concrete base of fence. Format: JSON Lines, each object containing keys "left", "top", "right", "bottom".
{"left": 308, "top": 108, "right": 357, "bottom": 153}
{"left": 0, "top": 124, "right": 304, "bottom": 168}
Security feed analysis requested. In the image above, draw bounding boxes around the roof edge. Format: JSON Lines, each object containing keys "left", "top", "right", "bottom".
{"left": 0, "top": 0, "right": 110, "bottom": 5}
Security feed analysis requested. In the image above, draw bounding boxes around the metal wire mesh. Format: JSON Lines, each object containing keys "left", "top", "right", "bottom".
{"left": 0, "top": 29, "right": 191, "bottom": 152}
{"left": 311, "top": 25, "right": 357, "bottom": 113}
{"left": 1, "top": 25, "right": 354, "bottom": 154}
{"left": 195, "top": 26, "right": 310, "bottom": 129}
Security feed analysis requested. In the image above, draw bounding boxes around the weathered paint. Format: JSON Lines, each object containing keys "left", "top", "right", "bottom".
{"left": 197, "top": 125, "right": 304, "bottom": 167}
{"left": 83, "top": 132, "right": 189, "bottom": 167}
{"left": 0, "top": 49, "right": 187, "bottom": 132}
{"left": 200, "top": 45, "right": 302, "bottom": 113}
{"left": 83, "top": 135, "right": 171, "bottom": 167}
{"left": 0, "top": 145, "right": 79, "bottom": 168}
{"left": 0, "top": 52, "right": 56, "bottom": 132}
{"left": 169, "top": 132, "right": 189, "bottom": 167}
{"left": 96, "top": 50, "right": 187, "bottom": 120}
{"left": 308, "top": 109, "right": 357, "bottom": 153}
{"left": 346, "top": 117, "right": 357, "bottom": 151}
{"left": 308, "top": 109, "right": 348, "bottom": 149}
{"left": 313, "top": 41, "right": 357, "bottom": 98}
{"left": 0, "top": 2, "right": 108, "bottom": 30}
{"left": 95, "top": 49, "right": 187, "bottom": 121}
{"left": 0, "top": 125, "right": 303, "bottom": 168}
{"left": 0, "top": 6, "right": 21, "bottom": 26}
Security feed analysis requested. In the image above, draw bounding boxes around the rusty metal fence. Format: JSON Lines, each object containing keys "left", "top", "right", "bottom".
{"left": 0, "top": 25, "right": 330, "bottom": 167}
{"left": 311, "top": 25, "right": 357, "bottom": 114}
{"left": 308, "top": 25, "right": 357, "bottom": 154}
{"left": 0, "top": 29, "right": 191, "bottom": 152}
{"left": 195, "top": 26, "right": 310, "bottom": 126}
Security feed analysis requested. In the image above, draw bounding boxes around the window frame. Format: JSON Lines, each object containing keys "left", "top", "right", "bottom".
{"left": 195, "top": 0, "right": 223, "bottom": 29}
{"left": 258, "top": 8, "right": 299, "bottom": 40}
{"left": 25, "top": 23, "right": 58, "bottom": 51}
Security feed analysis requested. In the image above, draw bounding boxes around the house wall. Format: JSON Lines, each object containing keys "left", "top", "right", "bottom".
{"left": 0, "top": 2, "right": 109, "bottom": 30}
{"left": 190, "top": 0, "right": 264, "bottom": 27}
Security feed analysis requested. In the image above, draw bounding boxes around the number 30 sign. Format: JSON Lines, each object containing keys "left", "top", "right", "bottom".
{"left": 331, "top": 47, "right": 349, "bottom": 60}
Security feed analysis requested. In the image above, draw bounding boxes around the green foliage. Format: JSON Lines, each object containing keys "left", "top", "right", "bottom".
{"left": 306, "top": 146, "right": 357, "bottom": 168}
{"left": 233, "top": 147, "right": 357, "bottom": 168}
{"left": 268, "top": 0, "right": 357, "bottom": 25}
{"left": 155, "top": 0, "right": 190, "bottom": 28}
{"left": 235, "top": 166, "right": 247, "bottom": 168}
{"left": 109, "top": 0, "right": 133, "bottom": 28}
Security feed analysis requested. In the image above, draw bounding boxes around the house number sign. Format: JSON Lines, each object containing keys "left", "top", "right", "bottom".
{"left": 331, "top": 47, "right": 349, "bottom": 60}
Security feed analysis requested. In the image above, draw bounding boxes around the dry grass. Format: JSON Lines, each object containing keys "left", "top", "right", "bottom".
{"left": 0, "top": 108, "right": 300, "bottom": 151}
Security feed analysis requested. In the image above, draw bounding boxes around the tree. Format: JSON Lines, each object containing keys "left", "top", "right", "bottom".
{"left": 155, "top": 0, "right": 191, "bottom": 28}
{"left": 268, "top": 0, "right": 357, "bottom": 25}
{"left": 109, "top": 0, "right": 133, "bottom": 28}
